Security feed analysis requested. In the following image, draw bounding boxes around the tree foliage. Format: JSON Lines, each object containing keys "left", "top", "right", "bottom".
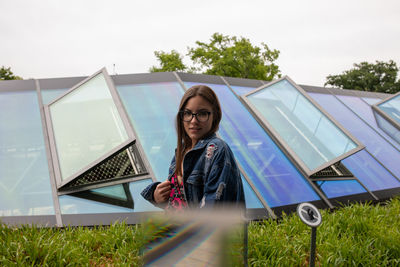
{"left": 150, "top": 33, "right": 281, "bottom": 81}
{"left": 325, "top": 60, "right": 400, "bottom": 94}
{"left": 149, "top": 50, "right": 188, "bottom": 73}
{"left": 0, "top": 66, "right": 22, "bottom": 80}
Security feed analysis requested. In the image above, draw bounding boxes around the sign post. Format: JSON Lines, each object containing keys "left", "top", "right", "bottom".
{"left": 297, "top": 203, "right": 322, "bottom": 267}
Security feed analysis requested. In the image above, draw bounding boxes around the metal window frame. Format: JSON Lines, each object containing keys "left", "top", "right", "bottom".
{"left": 304, "top": 87, "right": 400, "bottom": 189}
{"left": 35, "top": 79, "right": 63, "bottom": 226}
{"left": 372, "top": 91, "right": 400, "bottom": 133}
{"left": 0, "top": 79, "right": 36, "bottom": 92}
{"left": 218, "top": 75, "right": 332, "bottom": 211}
{"left": 242, "top": 76, "right": 365, "bottom": 177}
{"left": 304, "top": 87, "right": 400, "bottom": 184}
{"left": 43, "top": 68, "right": 144, "bottom": 190}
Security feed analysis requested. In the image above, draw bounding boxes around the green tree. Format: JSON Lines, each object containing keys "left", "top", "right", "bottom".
{"left": 325, "top": 60, "right": 400, "bottom": 94}
{"left": 149, "top": 50, "right": 188, "bottom": 73}
{"left": 188, "top": 33, "right": 280, "bottom": 80}
{"left": 150, "top": 33, "right": 281, "bottom": 81}
{"left": 0, "top": 66, "right": 22, "bottom": 80}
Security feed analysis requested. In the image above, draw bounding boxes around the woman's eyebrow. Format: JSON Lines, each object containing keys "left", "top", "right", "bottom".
{"left": 184, "top": 108, "right": 210, "bottom": 112}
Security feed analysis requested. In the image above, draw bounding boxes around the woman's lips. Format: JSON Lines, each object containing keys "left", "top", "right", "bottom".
{"left": 189, "top": 128, "right": 201, "bottom": 133}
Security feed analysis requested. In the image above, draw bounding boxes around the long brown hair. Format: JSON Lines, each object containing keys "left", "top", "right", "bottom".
{"left": 175, "top": 85, "right": 222, "bottom": 176}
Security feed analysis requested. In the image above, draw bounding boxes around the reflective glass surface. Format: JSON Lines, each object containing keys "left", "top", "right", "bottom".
{"left": 375, "top": 112, "right": 400, "bottom": 145}
{"left": 378, "top": 94, "right": 400, "bottom": 124}
{"left": 337, "top": 95, "right": 400, "bottom": 149}
{"left": 49, "top": 73, "right": 129, "bottom": 181}
{"left": 92, "top": 184, "right": 128, "bottom": 201}
{"left": 246, "top": 79, "right": 358, "bottom": 172}
{"left": 362, "top": 97, "right": 381, "bottom": 105}
{"left": 0, "top": 91, "right": 54, "bottom": 216}
{"left": 185, "top": 82, "right": 320, "bottom": 207}
{"left": 59, "top": 179, "right": 159, "bottom": 214}
{"left": 342, "top": 150, "right": 400, "bottom": 191}
{"left": 317, "top": 180, "right": 366, "bottom": 198}
{"left": 41, "top": 88, "right": 69, "bottom": 105}
{"left": 309, "top": 92, "right": 400, "bottom": 179}
{"left": 241, "top": 175, "right": 263, "bottom": 209}
{"left": 117, "top": 82, "right": 182, "bottom": 180}
{"left": 69, "top": 183, "right": 133, "bottom": 209}
{"left": 230, "top": 85, "right": 258, "bottom": 96}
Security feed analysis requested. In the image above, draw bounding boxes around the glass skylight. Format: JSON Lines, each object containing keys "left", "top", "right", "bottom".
{"left": 45, "top": 68, "right": 138, "bottom": 189}
{"left": 373, "top": 92, "right": 400, "bottom": 144}
{"left": 243, "top": 77, "right": 364, "bottom": 176}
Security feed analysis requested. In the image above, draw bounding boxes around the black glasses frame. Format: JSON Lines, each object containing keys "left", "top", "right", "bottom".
{"left": 179, "top": 110, "right": 212, "bottom": 122}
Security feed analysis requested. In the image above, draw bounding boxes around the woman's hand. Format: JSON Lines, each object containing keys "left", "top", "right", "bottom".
{"left": 153, "top": 180, "right": 171, "bottom": 204}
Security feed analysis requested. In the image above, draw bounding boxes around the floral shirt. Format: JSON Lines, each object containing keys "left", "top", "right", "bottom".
{"left": 166, "top": 174, "right": 188, "bottom": 211}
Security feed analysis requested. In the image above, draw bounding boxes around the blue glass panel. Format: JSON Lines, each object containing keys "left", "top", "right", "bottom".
{"left": 378, "top": 94, "right": 400, "bottom": 124}
{"left": 309, "top": 93, "right": 400, "bottom": 179}
{"left": 230, "top": 85, "right": 257, "bottom": 96}
{"left": 185, "top": 82, "right": 320, "bottom": 207}
{"left": 241, "top": 175, "right": 263, "bottom": 209}
{"left": 375, "top": 112, "right": 400, "bottom": 144}
{"left": 342, "top": 150, "right": 400, "bottom": 191}
{"left": 233, "top": 82, "right": 283, "bottom": 211}
{"left": 362, "top": 97, "right": 381, "bottom": 105}
{"left": 246, "top": 79, "right": 358, "bottom": 172}
{"left": 317, "top": 180, "right": 366, "bottom": 198}
{"left": 59, "top": 179, "right": 159, "bottom": 214}
{"left": 117, "top": 82, "right": 182, "bottom": 180}
{"left": 41, "top": 88, "right": 69, "bottom": 105}
{"left": 0, "top": 91, "right": 54, "bottom": 216}
{"left": 337, "top": 95, "right": 400, "bottom": 149}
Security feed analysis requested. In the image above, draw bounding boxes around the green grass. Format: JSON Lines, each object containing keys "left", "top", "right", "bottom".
{"left": 1, "top": 198, "right": 400, "bottom": 266}
{"left": 0, "top": 222, "right": 144, "bottom": 266}
{"left": 249, "top": 197, "right": 400, "bottom": 266}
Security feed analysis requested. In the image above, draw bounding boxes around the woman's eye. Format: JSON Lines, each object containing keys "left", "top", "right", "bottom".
{"left": 198, "top": 111, "right": 207, "bottom": 117}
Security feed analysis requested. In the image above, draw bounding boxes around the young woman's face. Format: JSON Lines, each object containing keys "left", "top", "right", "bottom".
{"left": 183, "top": 95, "right": 214, "bottom": 147}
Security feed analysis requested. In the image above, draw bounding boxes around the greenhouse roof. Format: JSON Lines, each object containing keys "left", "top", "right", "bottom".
{"left": 0, "top": 70, "right": 399, "bottom": 226}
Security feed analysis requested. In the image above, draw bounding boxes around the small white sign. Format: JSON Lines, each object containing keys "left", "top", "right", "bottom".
{"left": 297, "top": 202, "right": 322, "bottom": 227}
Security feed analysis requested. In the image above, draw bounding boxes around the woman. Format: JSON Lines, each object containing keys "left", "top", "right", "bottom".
{"left": 141, "top": 85, "right": 245, "bottom": 210}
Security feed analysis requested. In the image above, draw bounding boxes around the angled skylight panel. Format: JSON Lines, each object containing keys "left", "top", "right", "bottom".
{"left": 242, "top": 76, "right": 364, "bottom": 176}
{"left": 45, "top": 68, "right": 136, "bottom": 188}
{"left": 373, "top": 92, "right": 400, "bottom": 144}
{"left": 376, "top": 92, "right": 400, "bottom": 124}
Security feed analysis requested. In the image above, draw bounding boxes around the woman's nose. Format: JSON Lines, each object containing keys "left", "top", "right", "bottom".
{"left": 190, "top": 115, "right": 199, "bottom": 123}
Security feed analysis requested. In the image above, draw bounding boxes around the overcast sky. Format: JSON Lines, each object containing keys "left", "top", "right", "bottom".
{"left": 1, "top": 0, "right": 400, "bottom": 86}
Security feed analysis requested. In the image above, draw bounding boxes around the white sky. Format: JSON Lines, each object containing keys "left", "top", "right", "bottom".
{"left": 1, "top": 0, "right": 400, "bottom": 86}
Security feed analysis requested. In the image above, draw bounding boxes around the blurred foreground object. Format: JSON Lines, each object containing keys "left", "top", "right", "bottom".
{"left": 142, "top": 207, "right": 247, "bottom": 266}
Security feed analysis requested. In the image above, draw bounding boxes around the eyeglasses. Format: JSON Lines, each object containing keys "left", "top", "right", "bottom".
{"left": 180, "top": 110, "right": 212, "bottom": 122}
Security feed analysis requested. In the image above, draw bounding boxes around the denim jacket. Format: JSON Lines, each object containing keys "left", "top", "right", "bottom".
{"left": 141, "top": 133, "right": 245, "bottom": 209}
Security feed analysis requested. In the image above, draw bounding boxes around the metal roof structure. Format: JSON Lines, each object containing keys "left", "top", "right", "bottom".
{"left": 1, "top": 70, "right": 399, "bottom": 226}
